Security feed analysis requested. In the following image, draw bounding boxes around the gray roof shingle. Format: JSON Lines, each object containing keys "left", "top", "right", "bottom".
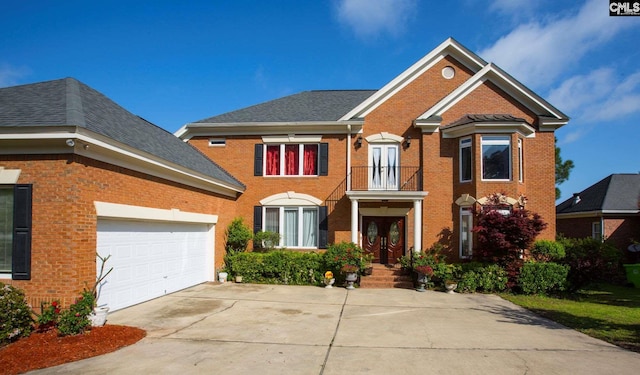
{"left": 193, "top": 90, "right": 376, "bottom": 124}
{"left": 0, "top": 78, "right": 244, "bottom": 189}
{"left": 556, "top": 174, "right": 640, "bottom": 214}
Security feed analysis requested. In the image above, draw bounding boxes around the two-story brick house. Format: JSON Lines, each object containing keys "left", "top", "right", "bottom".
{"left": 177, "top": 38, "right": 569, "bottom": 264}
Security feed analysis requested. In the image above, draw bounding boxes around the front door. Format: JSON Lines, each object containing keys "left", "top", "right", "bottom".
{"left": 362, "top": 216, "right": 405, "bottom": 265}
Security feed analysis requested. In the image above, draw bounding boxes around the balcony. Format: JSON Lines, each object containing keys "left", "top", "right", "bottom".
{"left": 350, "top": 166, "right": 422, "bottom": 191}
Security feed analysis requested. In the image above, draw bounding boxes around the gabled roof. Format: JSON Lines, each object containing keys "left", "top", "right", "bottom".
{"left": 194, "top": 90, "right": 376, "bottom": 123}
{"left": 0, "top": 78, "right": 244, "bottom": 193}
{"left": 556, "top": 174, "right": 640, "bottom": 215}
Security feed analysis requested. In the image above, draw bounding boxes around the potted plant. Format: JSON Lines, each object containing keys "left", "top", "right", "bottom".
{"left": 414, "top": 265, "right": 434, "bottom": 292}
{"left": 340, "top": 264, "right": 359, "bottom": 290}
{"left": 89, "top": 253, "right": 113, "bottom": 327}
{"left": 323, "top": 271, "right": 335, "bottom": 288}
{"left": 362, "top": 253, "right": 374, "bottom": 275}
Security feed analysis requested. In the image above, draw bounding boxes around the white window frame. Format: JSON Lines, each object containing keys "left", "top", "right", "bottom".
{"left": 518, "top": 138, "right": 523, "bottom": 183}
{"left": 264, "top": 144, "right": 319, "bottom": 177}
{"left": 0, "top": 185, "right": 14, "bottom": 275}
{"left": 460, "top": 137, "right": 472, "bottom": 183}
{"left": 481, "top": 135, "right": 511, "bottom": 181}
{"left": 460, "top": 207, "right": 473, "bottom": 259}
{"left": 368, "top": 143, "right": 400, "bottom": 190}
{"left": 208, "top": 138, "right": 226, "bottom": 147}
{"left": 262, "top": 206, "right": 319, "bottom": 248}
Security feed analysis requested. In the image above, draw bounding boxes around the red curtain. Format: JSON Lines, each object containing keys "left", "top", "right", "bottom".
{"left": 266, "top": 145, "right": 280, "bottom": 175}
{"left": 303, "top": 144, "right": 318, "bottom": 175}
{"left": 285, "top": 145, "right": 299, "bottom": 175}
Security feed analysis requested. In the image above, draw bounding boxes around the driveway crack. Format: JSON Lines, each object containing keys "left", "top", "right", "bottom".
{"left": 158, "top": 300, "right": 238, "bottom": 338}
{"left": 318, "top": 291, "right": 349, "bottom": 375}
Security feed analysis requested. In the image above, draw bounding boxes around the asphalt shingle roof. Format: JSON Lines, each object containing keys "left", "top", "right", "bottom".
{"left": 193, "top": 90, "right": 376, "bottom": 124}
{"left": 0, "top": 78, "right": 244, "bottom": 189}
{"left": 556, "top": 174, "right": 640, "bottom": 214}
{"left": 444, "top": 114, "right": 527, "bottom": 128}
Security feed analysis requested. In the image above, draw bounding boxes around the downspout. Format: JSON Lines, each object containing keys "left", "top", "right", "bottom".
{"left": 346, "top": 124, "right": 352, "bottom": 191}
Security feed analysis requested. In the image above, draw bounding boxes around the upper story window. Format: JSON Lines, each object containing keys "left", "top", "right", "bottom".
{"left": 518, "top": 138, "right": 524, "bottom": 182}
{"left": 0, "top": 186, "right": 14, "bottom": 273}
{"left": 592, "top": 221, "right": 603, "bottom": 242}
{"left": 460, "top": 137, "right": 472, "bottom": 182}
{"left": 481, "top": 136, "right": 511, "bottom": 181}
{"left": 266, "top": 144, "right": 318, "bottom": 176}
{"left": 254, "top": 143, "right": 328, "bottom": 177}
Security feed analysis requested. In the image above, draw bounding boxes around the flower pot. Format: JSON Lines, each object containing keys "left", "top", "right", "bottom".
{"left": 89, "top": 306, "right": 110, "bottom": 327}
{"left": 445, "top": 282, "right": 458, "bottom": 294}
{"left": 416, "top": 273, "right": 428, "bottom": 292}
{"left": 345, "top": 272, "right": 358, "bottom": 290}
{"left": 324, "top": 278, "right": 335, "bottom": 288}
{"left": 218, "top": 272, "right": 228, "bottom": 283}
{"left": 235, "top": 275, "right": 243, "bottom": 283}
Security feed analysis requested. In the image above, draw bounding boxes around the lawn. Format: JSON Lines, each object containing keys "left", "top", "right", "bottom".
{"left": 502, "top": 284, "right": 640, "bottom": 352}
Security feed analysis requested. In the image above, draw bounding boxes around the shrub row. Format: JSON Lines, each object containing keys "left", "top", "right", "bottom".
{"left": 225, "top": 251, "right": 324, "bottom": 285}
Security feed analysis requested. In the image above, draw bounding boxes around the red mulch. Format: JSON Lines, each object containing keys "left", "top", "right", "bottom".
{"left": 0, "top": 325, "right": 146, "bottom": 375}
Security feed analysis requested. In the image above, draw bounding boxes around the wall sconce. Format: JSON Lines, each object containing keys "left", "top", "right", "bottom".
{"left": 355, "top": 135, "right": 363, "bottom": 148}
{"left": 404, "top": 135, "right": 411, "bottom": 148}
{"left": 65, "top": 138, "right": 89, "bottom": 150}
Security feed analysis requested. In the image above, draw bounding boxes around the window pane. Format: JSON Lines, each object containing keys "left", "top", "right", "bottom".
{"left": 302, "top": 208, "right": 317, "bottom": 247}
{"left": 0, "top": 188, "right": 13, "bottom": 272}
{"left": 284, "top": 208, "right": 298, "bottom": 247}
{"left": 482, "top": 137, "right": 510, "bottom": 180}
{"left": 460, "top": 141, "right": 472, "bottom": 182}
{"left": 265, "top": 208, "right": 279, "bottom": 233}
{"left": 266, "top": 145, "right": 280, "bottom": 175}
{"left": 460, "top": 210, "right": 472, "bottom": 258}
{"left": 284, "top": 145, "right": 299, "bottom": 175}
{"left": 303, "top": 144, "right": 318, "bottom": 175}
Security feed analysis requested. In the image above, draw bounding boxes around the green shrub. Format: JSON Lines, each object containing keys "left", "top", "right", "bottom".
{"left": 225, "top": 217, "right": 252, "bottom": 254}
{"left": 226, "top": 251, "right": 323, "bottom": 285}
{"left": 322, "top": 242, "right": 365, "bottom": 281}
{"left": 57, "top": 290, "right": 94, "bottom": 336}
{"left": 559, "top": 236, "right": 625, "bottom": 290}
{"left": 253, "top": 231, "right": 281, "bottom": 251}
{"left": 0, "top": 283, "right": 34, "bottom": 343}
{"left": 36, "top": 300, "right": 61, "bottom": 331}
{"left": 457, "top": 263, "right": 508, "bottom": 293}
{"left": 517, "top": 262, "right": 569, "bottom": 294}
{"left": 531, "top": 240, "right": 566, "bottom": 262}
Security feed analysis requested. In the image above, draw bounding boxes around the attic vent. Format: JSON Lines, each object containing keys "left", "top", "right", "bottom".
{"left": 572, "top": 194, "right": 581, "bottom": 205}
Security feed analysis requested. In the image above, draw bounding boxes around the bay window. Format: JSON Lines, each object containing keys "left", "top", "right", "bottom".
{"left": 481, "top": 136, "right": 511, "bottom": 180}
{"left": 460, "top": 207, "right": 473, "bottom": 259}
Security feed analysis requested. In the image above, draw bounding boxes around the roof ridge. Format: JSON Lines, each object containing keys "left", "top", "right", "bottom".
{"left": 64, "top": 78, "right": 86, "bottom": 127}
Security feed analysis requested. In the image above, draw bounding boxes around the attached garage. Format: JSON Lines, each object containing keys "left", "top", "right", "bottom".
{"left": 95, "top": 202, "right": 217, "bottom": 311}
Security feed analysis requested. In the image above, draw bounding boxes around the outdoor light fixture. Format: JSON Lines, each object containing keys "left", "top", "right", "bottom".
{"left": 65, "top": 139, "right": 75, "bottom": 147}
{"left": 405, "top": 135, "right": 411, "bottom": 148}
{"left": 355, "top": 135, "right": 363, "bottom": 148}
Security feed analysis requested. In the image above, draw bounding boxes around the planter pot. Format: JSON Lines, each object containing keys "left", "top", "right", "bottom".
{"left": 235, "top": 275, "right": 243, "bottom": 283}
{"left": 416, "top": 273, "right": 428, "bottom": 292}
{"left": 345, "top": 272, "right": 358, "bottom": 290}
{"left": 445, "top": 282, "right": 458, "bottom": 294}
{"left": 218, "top": 272, "right": 228, "bottom": 283}
{"left": 363, "top": 266, "right": 373, "bottom": 276}
{"left": 89, "top": 306, "right": 110, "bottom": 327}
{"left": 324, "top": 278, "right": 336, "bottom": 288}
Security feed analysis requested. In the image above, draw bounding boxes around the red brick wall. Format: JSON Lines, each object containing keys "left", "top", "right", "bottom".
{"left": 1, "top": 154, "right": 235, "bottom": 308}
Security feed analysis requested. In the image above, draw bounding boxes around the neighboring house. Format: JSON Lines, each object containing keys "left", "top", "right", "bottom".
{"left": 556, "top": 173, "right": 640, "bottom": 252}
{"left": 177, "top": 38, "right": 569, "bottom": 265}
{"left": 0, "top": 78, "right": 245, "bottom": 311}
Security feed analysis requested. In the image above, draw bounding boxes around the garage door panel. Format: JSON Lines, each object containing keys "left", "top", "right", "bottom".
{"left": 96, "top": 220, "right": 211, "bottom": 311}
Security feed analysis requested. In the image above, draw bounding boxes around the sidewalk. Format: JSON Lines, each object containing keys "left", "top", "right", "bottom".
{"left": 30, "top": 283, "right": 640, "bottom": 374}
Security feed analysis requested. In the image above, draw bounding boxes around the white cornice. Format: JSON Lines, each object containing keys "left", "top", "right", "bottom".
{"left": 441, "top": 121, "right": 536, "bottom": 139}
{"left": 176, "top": 121, "right": 364, "bottom": 140}
{"left": 557, "top": 210, "right": 639, "bottom": 219}
{"left": 0, "top": 127, "right": 244, "bottom": 197}
{"left": 346, "top": 190, "right": 428, "bottom": 201}
{"left": 95, "top": 201, "right": 218, "bottom": 224}
{"left": 339, "top": 38, "right": 486, "bottom": 121}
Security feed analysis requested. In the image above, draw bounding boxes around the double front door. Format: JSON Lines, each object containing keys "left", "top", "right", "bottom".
{"left": 362, "top": 216, "right": 404, "bottom": 265}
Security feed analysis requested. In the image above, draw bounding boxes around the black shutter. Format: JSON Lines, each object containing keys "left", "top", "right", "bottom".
{"left": 12, "top": 184, "right": 32, "bottom": 280}
{"left": 254, "top": 144, "right": 263, "bottom": 176}
{"left": 253, "top": 206, "right": 262, "bottom": 234}
{"left": 318, "top": 206, "right": 328, "bottom": 249}
{"left": 319, "top": 143, "right": 328, "bottom": 176}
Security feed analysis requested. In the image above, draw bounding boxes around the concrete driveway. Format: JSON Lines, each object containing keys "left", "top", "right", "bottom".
{"left": 32, "top": 283, "right": 640, "bottom": 374}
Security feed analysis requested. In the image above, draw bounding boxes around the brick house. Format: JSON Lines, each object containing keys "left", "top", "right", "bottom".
{"left": 0, "top": 78, "right": 245, "bottom": 311}
{"left": 178, "top": 38, "right": 568, "bottom": 264}
{"left": 556, "top": 174, "right": 640, "bottom": 256}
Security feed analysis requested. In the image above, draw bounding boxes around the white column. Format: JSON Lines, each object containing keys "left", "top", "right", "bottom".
{"left": 351, "top": 199, "right": 359, "bottom": 244}
{"left": 413, "top": 199, "right": 422, "bottom": 253}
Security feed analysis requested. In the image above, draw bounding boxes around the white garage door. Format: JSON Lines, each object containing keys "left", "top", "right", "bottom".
{"left": 96, "top": 219, "right": 212, "bottom": 311}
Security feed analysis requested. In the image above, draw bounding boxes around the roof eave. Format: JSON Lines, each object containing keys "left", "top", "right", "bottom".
{"left": 177, "top": 120, "right": 365, "bottom": 139}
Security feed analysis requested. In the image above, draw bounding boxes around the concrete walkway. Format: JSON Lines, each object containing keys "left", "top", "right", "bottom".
{"left": 31, "top": 283, "right": 640, "bottom": 374}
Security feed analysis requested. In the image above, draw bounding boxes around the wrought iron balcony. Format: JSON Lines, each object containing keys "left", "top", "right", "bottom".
{"left": 350, "top": 166, "right": 422, "bottom": 191}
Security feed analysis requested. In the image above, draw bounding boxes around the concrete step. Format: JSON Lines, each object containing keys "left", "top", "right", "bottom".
{"left": 360, "top": 264, "right": 414, "bottom": 289}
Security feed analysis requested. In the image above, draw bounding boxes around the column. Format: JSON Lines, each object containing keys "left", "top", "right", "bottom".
{"left": 351, "top": 199, "right": 359, "bottom": 244}
{"left": 413, "top": 199, "right": 422, "bottom": 253}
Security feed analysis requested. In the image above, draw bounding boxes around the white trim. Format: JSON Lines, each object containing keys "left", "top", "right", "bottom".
{"left": 441, "top": 121, "right": 536, "bottom": 139}
{"left": 347, "top": 190, "right": 428, "bottom": 202}
{"left": 0, "top": 167, "right": 21, "bottom": 184}
{"left": 340, "top": 38, "right": 486, "bottom": 121}
{"left": 259, "top": 191, "right": 322, "bottom": 206}
{"left": 365, "top": 132, "right": 404, "bottom": 143}
{"left": 557, "top": 210, "right": 639, "bottom": 219}
{"left": 176, "top": 121, "right": 364, "bottom": 140}
{"left": 359, "top": 207, "right": 411, "bottom": 216}
{"left": 261, "top": 135, "right": 322, "bottom": 143}
{"left": 94, "top": 201, "right": 218, "bottom": 224}
{"left": 416, "top": 63, "right": 568, "bottom": 124}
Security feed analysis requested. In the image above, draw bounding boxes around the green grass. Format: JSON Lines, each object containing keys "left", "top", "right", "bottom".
{"left": 501, "top": 284, "right": 640, "bottom": 352}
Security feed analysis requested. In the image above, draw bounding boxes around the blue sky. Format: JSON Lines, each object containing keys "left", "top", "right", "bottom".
{"left": 1, "top": 0, "right": 638, "bottom": 202}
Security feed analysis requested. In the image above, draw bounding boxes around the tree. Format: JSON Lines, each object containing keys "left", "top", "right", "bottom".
{"left": 224, "top": 217, "right": 252, "bottom": 254}
{"left": 555, "top": 137, "right": 575, "bottom": 200}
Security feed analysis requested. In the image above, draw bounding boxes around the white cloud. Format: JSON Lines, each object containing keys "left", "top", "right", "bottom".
{"left": 479, "top": 0, "right": 634, "bottom": 89}
{"left": 0, "top": 63, "right": 29, "bottom": 87}
{"left": 334, "top": 0, "right": 417, "bottom": 39}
